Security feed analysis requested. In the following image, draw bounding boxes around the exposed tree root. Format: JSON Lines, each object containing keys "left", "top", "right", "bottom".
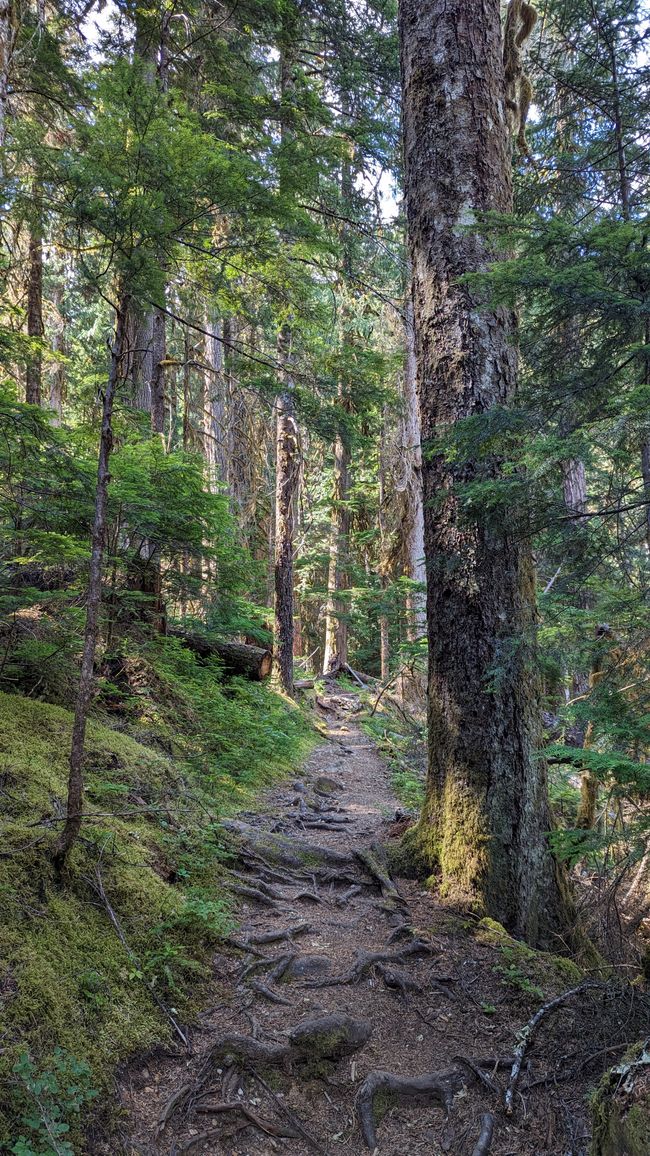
{"left": 266, "top": 952, "right": 296, "bottom": 983}
{"left": 177, "top": 1101, "right": 301, "bottom": 1151}
{"left": 356, "top": 1068, "right": 466, "bottom": 1150}
{"left": 229, "top": 882, "right": 282, "bottom": 908}
{"left": 245, "top": 922, "right": 311, "bottom": 945}
{"left": 249, "top": 979, "right": 293, "bottom": 1005}
{"left": 471, "top": 1111, "right": 495, "bottom": 1156}
{"left": 453, "top": 1054, "right": 499, "bottom": 1093}
{"left": 355, "top": 843, "right": 407, "bottom": 909}
{"left": 224, "top": 819, "right": 351, "bottom": 869}
{"left": 248, "top": 1065, "right": 329, "bottom": 1155}
{"left": 335, "top": 883, "right": 363, "bottom": 907}
{"left": 303, "top": 938, "right": 434, "bottom": 988}
{"left": 376, "top": 963, "right": 422, "bottom": 998}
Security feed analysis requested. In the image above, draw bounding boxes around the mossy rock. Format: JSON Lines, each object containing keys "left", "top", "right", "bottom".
{"left": 591, "top": 1042, "right": 650, "bottom": 1155}
{"left": 288, "top": 1013, "right": 372, "bottom": 1060}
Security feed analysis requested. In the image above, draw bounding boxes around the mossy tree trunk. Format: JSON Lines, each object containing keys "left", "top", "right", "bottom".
{"left": 399, "top": 0, "right": 569, "bottom": 944}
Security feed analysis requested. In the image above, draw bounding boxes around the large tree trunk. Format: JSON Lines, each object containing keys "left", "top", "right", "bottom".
{"left": 399, "top": 292, "right": 426, "bottom": 641}
{"left": 53, "top": 294, "right": 128, "bottom": 869}
{"left": 400, "top": 0, "right": 568, "bottom": 944}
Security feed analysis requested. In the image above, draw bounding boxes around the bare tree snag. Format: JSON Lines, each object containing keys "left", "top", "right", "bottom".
{"left": 52, "top": 294, "right": 129, "bottom": 870}
{"left": 399, "top": 0, "right": 570, "bottom": 944}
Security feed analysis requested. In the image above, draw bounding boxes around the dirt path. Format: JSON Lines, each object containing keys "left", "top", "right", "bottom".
{"left": 121, "top": 690, "right": 602, "bottom": 1156}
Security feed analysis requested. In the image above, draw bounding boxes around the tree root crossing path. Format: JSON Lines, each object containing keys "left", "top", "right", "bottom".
{"left": 122, "top": 689, "right": 609, "bottom": 1155}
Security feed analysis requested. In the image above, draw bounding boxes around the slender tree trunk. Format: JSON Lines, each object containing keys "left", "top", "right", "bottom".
{"left": 150, "top": 304, "right": 166, "bottom": 437}
{"left": 323, "top": 144, "right": 353, "bottom": 674}
{"left": 322, "top": 428, "right": 350, "bottom": 673}
{"left": 25, "top": 186, "right": 43, "bottom": 406}
{"left": 379, "top": 604, "right": 390, "bottom": 681}
{"left": 642, "top": 440, "right": 650, "bottom": 555}
{"left": 52, "top": 294, "right": 128, "bottom": 870}
{"left": 400, "top": 0, "right": 568, "bottom": 944}
{"left": 0, "top": 0, "right": 14, "bottom": 174}
{"left": 273, "top": 323, "right": 298, "bottom": 693}
{"left": 203, "top": 314, "right": 227, "bottom": 492}
{"left": 272, "top": 40, "right": 299, "bottom": 694}
{"left": 50, "top": 280, "right": 65, "bottom": 423}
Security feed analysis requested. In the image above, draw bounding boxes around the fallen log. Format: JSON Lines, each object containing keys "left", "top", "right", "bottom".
{"left": 170, "top": 629, "right": 272, "bottom": 680}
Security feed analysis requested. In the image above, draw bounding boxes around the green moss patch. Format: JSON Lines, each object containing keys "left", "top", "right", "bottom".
{"left": 0, "top": 652, "right": 315, "bottom": 1149}
{"left": 475, "top": 917, "right": 583, "bottom": 1000}
{"left": 590, "top": 1042, "right": 650, "bottom": 1155}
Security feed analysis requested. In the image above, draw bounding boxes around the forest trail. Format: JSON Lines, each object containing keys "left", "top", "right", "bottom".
{"left": 120, "top": 691, "right": 596, "bottom": 1156}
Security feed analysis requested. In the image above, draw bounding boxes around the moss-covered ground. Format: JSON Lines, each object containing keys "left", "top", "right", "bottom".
{"left": 0, "top": 638, "right": 315, "bottom": 1151}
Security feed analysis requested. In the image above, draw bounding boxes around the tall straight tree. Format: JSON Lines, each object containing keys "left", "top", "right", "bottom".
{"left": 399, "top": 0, "right": 568, "bottom": 944}
{"left": 273, "top": 24, "right": 300, "bottom": 694}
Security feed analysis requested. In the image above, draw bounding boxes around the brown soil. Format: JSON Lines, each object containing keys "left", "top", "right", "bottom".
{"left": 119, "top": 689, "right": 639, "bottom": 1156}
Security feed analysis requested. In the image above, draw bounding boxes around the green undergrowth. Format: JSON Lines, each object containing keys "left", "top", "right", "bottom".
{"left": 360, "top": 704, "right": 426, "bottom": 811}
{"left": 0, "top": 641, "right": 315, "bottom": 1150}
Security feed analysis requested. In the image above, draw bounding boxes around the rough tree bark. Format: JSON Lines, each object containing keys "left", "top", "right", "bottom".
{"left": 322, "top": 425, "right": 351, "bottom": 673}
{"left": 202, "top": 314, "right": 228, "bottom": 493}
{"left": 323, "top": 141, "right": 353, "bottom": 675}
{"left": 53, "top": 294, "right": 129, "bottom": 870}
{"left": 0, "top": 0, "right": 14, "bottom": 174}
{"left": 399, "top": 0, "right": 569, "bottom": 944}
{"left": 643, "top": 440, "right": 650, "bottom": 555}
{"left": 398, "top": 292, "right": 426, "bottom": 641}
{"left": 273, "top": 322, "right": 299, "bottom": 694}
{"left": 273, "top": 38, "right": 300, "bottom": 695}
{"left": 25, "top": 184, "right": 43, "bottom": 406}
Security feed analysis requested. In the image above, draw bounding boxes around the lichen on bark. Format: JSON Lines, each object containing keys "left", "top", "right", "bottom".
{"left": 399, "top": 0, "right": 571, "bottom": 946}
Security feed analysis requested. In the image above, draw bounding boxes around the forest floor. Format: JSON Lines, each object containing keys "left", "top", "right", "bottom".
{"left": 119, "top": 687, "right": 631, "bottom": 1156}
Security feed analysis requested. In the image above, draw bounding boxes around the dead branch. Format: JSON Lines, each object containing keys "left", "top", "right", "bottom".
{"left": 504, "top": 981, "right": 603, "bottom": 1114}
{"left": 193, "top": 1100, "right": 300, "bottom": 1137}
{"left": 249, "top": 1065, "right": 329, "bottom": 1155}
{"left": 88, "top": 866, "right": 190, "bottom": 1051}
